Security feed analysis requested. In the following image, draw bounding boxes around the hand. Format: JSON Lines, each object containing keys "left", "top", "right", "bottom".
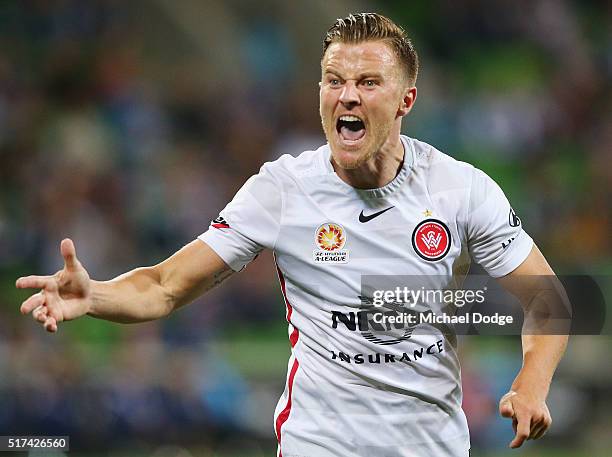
{"left": 16, "top": 238, "right": 92, "bottom": 333}
{"left": 499, "top": 389, "right": 552, "bottom": 449}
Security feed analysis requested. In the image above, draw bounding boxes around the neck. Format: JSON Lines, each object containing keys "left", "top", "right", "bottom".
{"left": 333, "top": 133, "right": 405, "bottom": 190}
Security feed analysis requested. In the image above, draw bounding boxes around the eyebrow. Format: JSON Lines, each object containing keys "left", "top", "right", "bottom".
{"left": 323, "top": 70, "right": 384, "bottom": 80}
{"left": 358, "top": 72, "right": 383, "bottom": 79}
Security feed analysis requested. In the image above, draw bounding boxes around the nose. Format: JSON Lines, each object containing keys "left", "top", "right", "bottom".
{"left": 339, "top": 81, "right": 360, "bottom": 108}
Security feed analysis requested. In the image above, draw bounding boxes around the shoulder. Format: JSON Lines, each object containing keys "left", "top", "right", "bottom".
{"left": 234, "top": 144, "right": 328, "bottom": 207}
{"left": 260, "top": 144, "right": 329, "bottom": 181}
{"left": 404, "top": 136, "right": 506, "bottom": 215}
{"left": 407, "top": 136, "right": 507, "bottom": 194}
{"left": 408, "top": 136, "right": 477, "bottom": 185}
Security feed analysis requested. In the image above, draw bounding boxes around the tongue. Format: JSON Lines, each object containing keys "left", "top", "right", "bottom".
{"left": 340, "top": 126, "right": 366, "bottom": 141}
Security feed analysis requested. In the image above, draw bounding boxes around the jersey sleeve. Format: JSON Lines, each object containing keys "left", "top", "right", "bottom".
{"left": 198, "top": 162, "right": 283, "bottom": 271}
{"left": 466, "top": 168, "right": 533, "bottom": 277}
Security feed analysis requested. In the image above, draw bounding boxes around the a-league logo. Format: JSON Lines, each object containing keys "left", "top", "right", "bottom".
{"left": 412, "top": 219, "right": 451, "bottom": 261}
{"left": 313, "top": 222, "right": 349, "bottom": 264}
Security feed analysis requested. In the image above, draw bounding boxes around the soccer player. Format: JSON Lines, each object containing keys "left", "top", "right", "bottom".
{"left": 16, "top": 13, "right": 568, "bottom": 457}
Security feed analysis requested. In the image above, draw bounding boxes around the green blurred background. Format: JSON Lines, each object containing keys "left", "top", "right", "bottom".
{"left": 1, "top": 0, "right": 610, "bottom": 456}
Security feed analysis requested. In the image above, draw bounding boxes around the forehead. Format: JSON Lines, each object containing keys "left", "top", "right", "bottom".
{"left": 322, "top": 41, "right": 400, "bottom": 76}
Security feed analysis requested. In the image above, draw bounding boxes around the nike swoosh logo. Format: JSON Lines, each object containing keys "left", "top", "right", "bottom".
{"left": 359, "top": 206, "right": 395, "bottom": 223}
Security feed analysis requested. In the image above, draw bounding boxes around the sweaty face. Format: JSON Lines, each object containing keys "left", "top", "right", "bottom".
{"left": 320, "top": 41, "right": 407, "bottom": 170}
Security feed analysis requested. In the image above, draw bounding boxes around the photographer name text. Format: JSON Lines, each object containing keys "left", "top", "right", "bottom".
{"left": 373, "top": 311, "right": 514, "bottom": 326}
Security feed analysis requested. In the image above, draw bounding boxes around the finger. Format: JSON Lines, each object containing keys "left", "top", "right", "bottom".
{"left": 43, "top": 293, "right": 64, "bottom": 322}
{"left": 499, "top": 398, "right": 515, "bottom": 418}
{"left": 528, "top": 415, "right": 543, "bottom": 439}
{"left": 532, "top": 423, "right": 549, "bottom": 440}
{"left": 531, "top": 416, "right": 551, "bottom": 440}
{"left": 43, "top": 316, "right": 58, "bottom": 333}
{"left": 510, "top": 413, "right": 532, "bottom": 448}
{"left": 61, "top": 238, "right": 79, "bottom": 271}
{"left": 32, "top": 305, "right": 47, "bottom": 323}
{"left": 529, "top": 420, "right": 545, "bottom": 440}
{"left": 16, "top": 275, "right": 55, "bottom": 290}
{"left": 20, "top": 292, "right": 46, "bottom": 315}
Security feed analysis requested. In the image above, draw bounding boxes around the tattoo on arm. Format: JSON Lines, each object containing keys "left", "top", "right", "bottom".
{"left": 203, "top": 267, "right": 234, "bottom": 293}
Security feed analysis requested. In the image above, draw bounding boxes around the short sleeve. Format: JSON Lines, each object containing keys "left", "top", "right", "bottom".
{"left": 198, "top": 162, "right": 283, "bottom": 271}
{"left": 466, "top": 169, "right": 533, "bottom": 277}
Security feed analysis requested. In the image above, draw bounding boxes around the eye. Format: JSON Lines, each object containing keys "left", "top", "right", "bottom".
{"left": 363, "top": 80, "right": 377, "bottom": 87}
{"left": 330, "top": 78, "right": 341, "bottom": 86}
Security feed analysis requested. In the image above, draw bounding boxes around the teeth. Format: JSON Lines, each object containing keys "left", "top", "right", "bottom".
{"left": 339, "top": 115, "right": 362, "bottom": 122}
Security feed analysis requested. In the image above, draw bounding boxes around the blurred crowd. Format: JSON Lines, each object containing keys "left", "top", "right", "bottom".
{"left": 0, "top": 0, "right": 610, "bottom": 455}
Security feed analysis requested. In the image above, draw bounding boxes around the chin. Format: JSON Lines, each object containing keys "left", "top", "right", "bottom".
{"left": 331, "top": 146, "right": 371, "bottom": 170}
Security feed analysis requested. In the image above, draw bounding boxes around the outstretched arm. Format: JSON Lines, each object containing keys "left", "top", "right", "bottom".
{"left": 496, "top": 244, "right": 569, "bottom": 449}
{"left": 16, "top": 238, "right": 232, "bottom": 332}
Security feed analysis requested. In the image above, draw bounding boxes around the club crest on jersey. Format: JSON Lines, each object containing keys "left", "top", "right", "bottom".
{"left": 412, "top": 219, "right": 451, "bottom": 261}
{"left": 313, "top": 223, "right": 349, "bottom": 264}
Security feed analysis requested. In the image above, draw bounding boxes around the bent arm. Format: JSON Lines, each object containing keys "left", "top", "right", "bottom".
{"left": 496, "top": 244, "right": 569, "bottom": 447}
{"left": 88, "top": 240, "right": 233, "bottom": 323}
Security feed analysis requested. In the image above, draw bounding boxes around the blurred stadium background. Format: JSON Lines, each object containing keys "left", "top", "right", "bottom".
{"left": 1, "top": 0, "right": 610, "bottom": 456}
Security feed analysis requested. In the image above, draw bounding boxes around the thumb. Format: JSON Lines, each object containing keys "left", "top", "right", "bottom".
{"left": 499, "top": 396, "right": 515, "bottom": 418}
{"left": 61, "top": 238, "right": 79, "bottom": 271}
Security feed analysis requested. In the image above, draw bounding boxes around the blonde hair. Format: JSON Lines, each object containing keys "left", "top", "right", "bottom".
{"left": 323, "top": 13, "right": 419, "bottom": 86}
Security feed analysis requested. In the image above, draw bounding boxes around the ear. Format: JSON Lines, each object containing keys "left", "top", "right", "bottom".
{"left": 397, "top": 87, "right": 417, "bottom": 117}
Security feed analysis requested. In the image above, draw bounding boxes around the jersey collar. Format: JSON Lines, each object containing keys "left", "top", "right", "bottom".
{"left": 323, "top": 135, "right": 415, "bottom": 199}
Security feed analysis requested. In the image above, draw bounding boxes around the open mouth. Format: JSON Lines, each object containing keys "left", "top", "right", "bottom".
{"left": 336, "top": 115, "right": 366, "bottom": 142}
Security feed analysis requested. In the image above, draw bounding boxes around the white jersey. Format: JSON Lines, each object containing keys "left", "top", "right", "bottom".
{"left": 198, "top": 136, "right": 533, "bottom": 457}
